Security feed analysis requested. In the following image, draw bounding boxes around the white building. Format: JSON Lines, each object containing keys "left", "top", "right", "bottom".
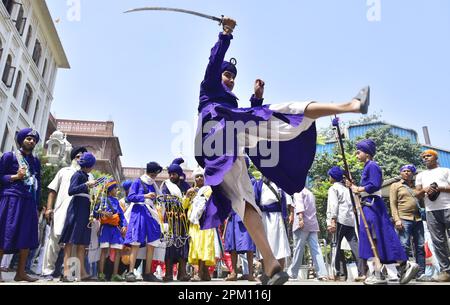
{"left": 0, "top": 0, "right": 69, "bottom": 153}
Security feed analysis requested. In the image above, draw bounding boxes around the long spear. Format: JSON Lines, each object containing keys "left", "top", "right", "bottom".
{"left": 332, "top": 116, "right": 383, "bottom": 272}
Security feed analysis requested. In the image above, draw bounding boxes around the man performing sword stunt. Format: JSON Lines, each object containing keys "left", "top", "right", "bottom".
{"left": 125, "top": 8, "right": 371, "bottom": 285}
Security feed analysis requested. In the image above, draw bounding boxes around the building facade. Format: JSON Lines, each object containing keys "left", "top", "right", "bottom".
{"left": 46, "top": 114, "right": 124, "bottom": 182}
{"left": 0, "top": 0, "right": 69, "bottom": 153}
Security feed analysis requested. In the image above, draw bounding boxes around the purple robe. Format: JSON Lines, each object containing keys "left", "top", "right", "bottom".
{"left": 197, "top": 33, "right": 317, "bottom": 229}
{"left": 358, "top": 160, "right": 408, "bottom": 263}
{"left": 0, "top": 151, "right": 40, "bottom": 254}
{"left": 124, "top": 179, "right": 161, "bottom": 246}
{"left": 59, "top": 170, "right": 91, "bottom": 245}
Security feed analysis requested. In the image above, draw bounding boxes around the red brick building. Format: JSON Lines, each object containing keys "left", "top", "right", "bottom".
{"left": 46, "top": 113, "right": 124, "bottom": 181}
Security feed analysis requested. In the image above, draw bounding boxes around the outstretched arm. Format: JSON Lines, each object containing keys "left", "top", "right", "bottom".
{"left": 201, "top": 17, "right": 237, "bottom": 90}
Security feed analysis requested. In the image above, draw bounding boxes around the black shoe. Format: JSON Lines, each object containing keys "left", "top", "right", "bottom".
{"left": 354, "top": 86, "right": 370, "bottom": 114}
{"left": 143, "top": 273, "right": 162, "bottom": 282}
{"left": 266, "top": 267, "right": 289, "bottom": 286}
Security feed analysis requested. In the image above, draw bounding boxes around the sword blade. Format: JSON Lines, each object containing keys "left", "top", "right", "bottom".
{"left": 124, "top": 7, "right": 223, "bottom": 24}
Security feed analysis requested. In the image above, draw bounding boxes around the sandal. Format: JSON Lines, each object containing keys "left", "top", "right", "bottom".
{"left": 190, "top": 275, "right": 202, "bottom": 282}
{"left": 225, "top": 273, "right": 238, "bottom": 281}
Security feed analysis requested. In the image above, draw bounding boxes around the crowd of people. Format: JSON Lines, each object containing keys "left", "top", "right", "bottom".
{"left": 1, "top": 130, "right": 448, "bottom": 285}
{"left": 1, "top": 17, "right": 449, "bottom": 285}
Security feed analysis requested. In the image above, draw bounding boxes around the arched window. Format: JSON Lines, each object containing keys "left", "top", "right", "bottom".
{"left": 42, "top": 59, "right": 47, "bottom": 78}
{"left": 14, "top": 4, "right": 26, "bottom": 35}
{"left": 0, "top": 40, "right": 3, "bottom": 62}
{"left": 33, "top": 99, "right": 39, "bottom": 123}
{"left": 32, "top": 39, "right": 42, "bottom": 67}
{"left": 2, "top": 54, "right": 16, "bottom": 88}
{"left": 21, "top": 83, "right": 32, "bottom": 113}
{"left": 25, "top": 25, "right": 32, "bottom": 47}
{"left": 13, "top": 70, "right": 21, "bottom": 98}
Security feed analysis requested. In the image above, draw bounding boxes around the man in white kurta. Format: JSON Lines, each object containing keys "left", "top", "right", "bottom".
{"left": 254, "top": 177, "right": 291, "bottom": 269}
{"left": 41, "top": 147, "right": 87, "bottom": 278}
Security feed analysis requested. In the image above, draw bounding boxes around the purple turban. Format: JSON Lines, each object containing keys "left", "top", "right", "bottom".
{"left": 356, "top": 139, "right": 377, "bottom": 156}
{"left": 146, "top": 162, "right": 162, "bottom": 174}
{"left": 400, "top": 164, "right": 417, "bottom": 174}
{"left": 221, "top": 60, "right": 237, "bottom": 77}
{"left": 77, "top": 152, "right": 96, "bottom": 168}
{"left": 168, "top": 157, "right": 184, "bottom": 176}
{"left": 328, "top": 166, "right": 344, "bottom": 182}
{"left": 16, "top": 128, "right": 40, "bottom": 146}
{"left": 121, "top": 180, "right": 133, "bottom": 192}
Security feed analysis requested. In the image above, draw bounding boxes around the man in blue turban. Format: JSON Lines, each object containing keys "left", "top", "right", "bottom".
{"left": 161, "top": 157, "right": 191, "bottom": 282}
{"left": 0, "top": 128, "right": 41, "bottom": 282}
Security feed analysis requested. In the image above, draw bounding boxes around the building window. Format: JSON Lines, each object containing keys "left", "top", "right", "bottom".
{"left": 1, "top": 125, "right": 9, "bottom": 152}
{"left": 14, "top": 4, "right": 26, "bottom": 35}
{"left": 33, "top": 99, "right": 39, "bottom": 123}
{"left": 21, "top": 83, "right": 32, "bottom": 113}
{"left": 32, "top": 39, "right": 42, "bottom": 67}
{"left": 42, "top": 59, "right": 47, "bottom": 78}
{"left": 0, "top": 40, "right": 3, "bottom": 62}
{"left": 2, "top": 54, "right": 16, "bottom": 88}
{"left": 13, "top": 70, "right": 21, "bottom": 98}
{"left": 25, "top": 25, "right": 32, "bottom": 47}
{"left": 2, "top": 0, "right": 14, "bottom": 15}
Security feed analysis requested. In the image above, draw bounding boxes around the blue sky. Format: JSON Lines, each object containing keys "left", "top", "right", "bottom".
{"left": 47, "top": 0, "right": 450, "bottom": 169}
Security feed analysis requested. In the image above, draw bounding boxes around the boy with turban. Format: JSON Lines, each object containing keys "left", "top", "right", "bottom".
{"left": 347, "top": 139, "right": 418, "bottom": 285}
{"left": 123, "top": 162, "right": 163, "bottom": 282}
{"left": 59, "top": 152, "right": 97, "bottom": 282}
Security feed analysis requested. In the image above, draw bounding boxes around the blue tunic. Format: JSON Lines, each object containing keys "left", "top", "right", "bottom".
{"left": 0, "top": 151, "right": 40, "bottom": 254}
{"left": 59, "top": 170, "right": 92, "bottom": 245}
{"left": 161, "top": 181, "right": 190, "bottom": 262}
{"left": 358, "top": 160, "right": 407, "bottom": 263}
{"left": 124, "top": 179, "right": 161, "bottom": 247}
{"left": 197, "top": 33, "right": 317, "bottom": 230}
{"left": 96, "top": 196, "right": 127, "bottom": 246}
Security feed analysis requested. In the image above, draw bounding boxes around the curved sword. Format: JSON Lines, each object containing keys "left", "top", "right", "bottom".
{"left": 124, "top": 7, "right": 224, "bottom": 25}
